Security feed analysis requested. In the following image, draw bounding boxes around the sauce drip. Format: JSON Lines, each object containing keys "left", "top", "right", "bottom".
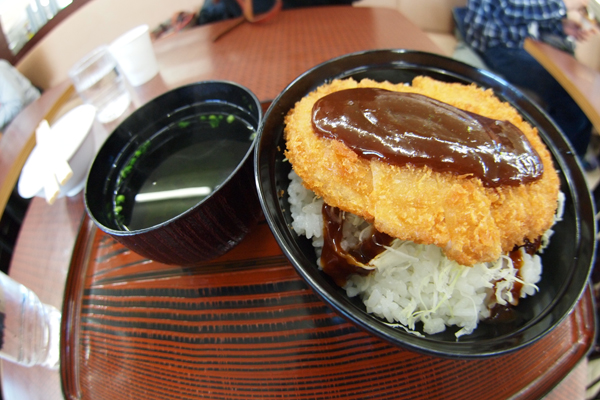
{"left": 320, "top": 204, "right": 393, "bottom": 286}
{"left": 488, "top": 238, "right": 542, "bottom": 322}
{"left": 312, "top": 88, "right": 544, "bottom": 188}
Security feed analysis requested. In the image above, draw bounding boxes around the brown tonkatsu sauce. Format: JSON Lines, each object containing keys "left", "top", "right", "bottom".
{"left": 320, "top": 204, "right": 393, "bottom": 286}
{"left": 320, "top": 202, "right": 544, "bottom": 320}
{"left": 312, "top": 88, "right": 544, "bottom": 188}
{"left": 488, "top": 238, "right": 542, "bottom": 322}
{"left": 506, "top": 238, "right": 541, "bottom": 299}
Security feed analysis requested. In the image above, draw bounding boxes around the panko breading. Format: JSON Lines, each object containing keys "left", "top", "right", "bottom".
{"left": 284, "top": 77, "right": 560, "bottom": 266}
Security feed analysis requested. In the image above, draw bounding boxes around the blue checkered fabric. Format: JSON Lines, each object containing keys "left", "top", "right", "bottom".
{"left": 463, "top": 0, "right": 568, "bottom": 51}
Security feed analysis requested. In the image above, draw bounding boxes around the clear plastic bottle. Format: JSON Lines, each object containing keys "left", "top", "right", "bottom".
{"left": 0, "top": 272, "right": 61, "bottom": 369}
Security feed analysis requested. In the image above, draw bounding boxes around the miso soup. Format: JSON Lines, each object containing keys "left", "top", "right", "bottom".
{"left": 112, "top": 103, "right": 256, "bottom": 231}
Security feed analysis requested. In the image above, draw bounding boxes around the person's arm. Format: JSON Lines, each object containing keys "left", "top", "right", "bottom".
{"left": 563, "top": 0, "right": 589, "bottom": 11}
{"left": 562, "top": 0, "right": 597, "bottom": 41}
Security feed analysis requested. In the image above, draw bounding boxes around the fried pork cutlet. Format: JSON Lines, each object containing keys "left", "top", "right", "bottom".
{"left": 283, "top": 77, "right": 560, "bottom": 266}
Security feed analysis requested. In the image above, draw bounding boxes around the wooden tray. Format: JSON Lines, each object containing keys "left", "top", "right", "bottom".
{"left": 59, "top": 214, "right": 595, "bottom": 400}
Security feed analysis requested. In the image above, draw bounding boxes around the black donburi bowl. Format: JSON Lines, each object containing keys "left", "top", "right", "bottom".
{"left": 86, "top": 80, "right": 262, "bottom": 265}
{"left": 254, "top": 49, "right": 596, "bottom": 358}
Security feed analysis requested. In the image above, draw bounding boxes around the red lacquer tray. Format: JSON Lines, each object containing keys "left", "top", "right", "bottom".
{"left": 59, "top": 213, "right": 595, "bottom": 400}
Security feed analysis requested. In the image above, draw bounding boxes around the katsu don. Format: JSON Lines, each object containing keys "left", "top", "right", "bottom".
{"left": 283, "top": 76, "right": 560, "bottom": 267}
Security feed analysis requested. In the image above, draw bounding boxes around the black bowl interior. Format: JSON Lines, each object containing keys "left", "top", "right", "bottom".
{"left": 254, "top": 49, "right": 596, "bottom": 358}
{"left": 86, "top": 80, "right": 261, "bottom": 234}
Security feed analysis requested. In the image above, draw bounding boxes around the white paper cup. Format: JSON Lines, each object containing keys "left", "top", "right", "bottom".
{"left": 109, "top": 25, "right": 159, "bottom": 87}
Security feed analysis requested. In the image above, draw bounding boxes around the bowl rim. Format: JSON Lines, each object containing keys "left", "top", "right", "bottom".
{"left": 254, "top": 48, "right": 597, "bottom": 358}
{"left": 85, "top": 79, "right": 262, "bottom": 236}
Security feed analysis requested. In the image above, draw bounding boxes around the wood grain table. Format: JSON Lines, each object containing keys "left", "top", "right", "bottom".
{"left": 0, "top": 7, "right": 594, "bottom": 400}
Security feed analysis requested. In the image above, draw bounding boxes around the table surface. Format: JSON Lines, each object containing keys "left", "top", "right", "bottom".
{"left": 0, "top": 6, "right": 594, "bottom": 400}
{"left": 524, "top": 38, "right": 600, "bottom": 133}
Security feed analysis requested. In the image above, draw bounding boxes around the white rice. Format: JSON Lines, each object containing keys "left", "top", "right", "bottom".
{"left": 287, "top": 170, "right": 563, "bottom": 338}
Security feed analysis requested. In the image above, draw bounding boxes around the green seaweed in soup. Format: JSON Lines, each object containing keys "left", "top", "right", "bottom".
{"left": 113, "top": 107, "right": 255, "bottom": 231}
